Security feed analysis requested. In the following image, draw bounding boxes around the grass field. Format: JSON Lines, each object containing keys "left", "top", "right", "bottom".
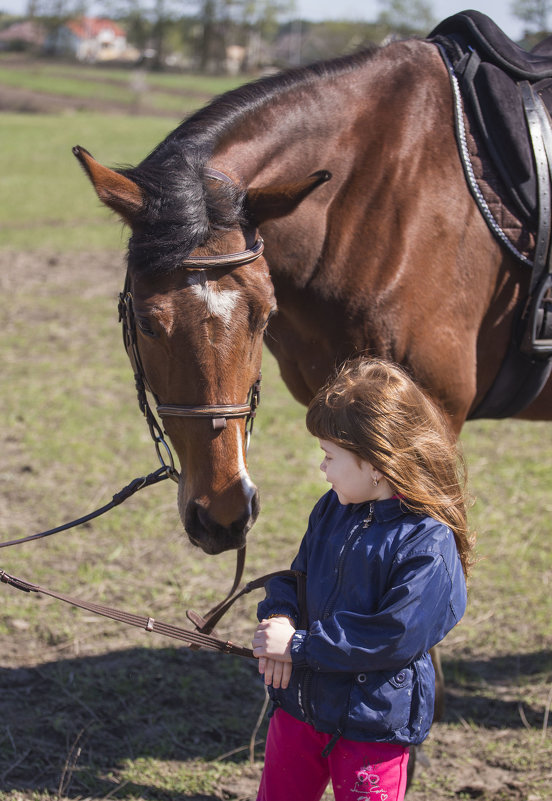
{"left": 0, "top": 111, "right": 178, "bottom": 250}
{"left": 1, "top": 67, "right": 551, "bottom": 800}
{"left": 0, "top": 58, "right": 245, "bottom": 115}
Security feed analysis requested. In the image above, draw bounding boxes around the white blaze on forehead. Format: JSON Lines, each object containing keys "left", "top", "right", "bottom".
{"left": 187, "top": 272, "right": 240, "bottom": 327}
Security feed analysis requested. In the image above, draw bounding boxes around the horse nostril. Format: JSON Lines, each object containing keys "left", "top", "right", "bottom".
{"left": 185, "top": 500, "right": 212, "bottom": 540}
{"left": 184, "top": 490, "right": 259, "bottom": 554}
{"left": 195, "top": 504, "right": 211, "bottom": 532}
{"left": 249, "top": 488, "right": 260, "bottom": 526}
{"left": 184, "top": 500, "right": 202, "bottom": 546}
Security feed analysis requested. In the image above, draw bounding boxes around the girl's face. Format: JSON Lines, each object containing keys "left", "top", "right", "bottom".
{"left": 318, "top": 439, "right": 394, "bottom": 505}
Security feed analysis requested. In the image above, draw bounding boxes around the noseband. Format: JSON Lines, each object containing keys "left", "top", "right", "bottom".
{"left": 119, "top": 169, "right": 265, "bottom": 477}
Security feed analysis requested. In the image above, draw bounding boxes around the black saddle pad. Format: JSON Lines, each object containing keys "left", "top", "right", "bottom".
{"left": 429, "top": 10, "right": 552, "bottom": 227}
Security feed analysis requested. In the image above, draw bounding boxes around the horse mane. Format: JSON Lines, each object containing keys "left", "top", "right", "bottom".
{"left": 120, "top": 47, "right": 379, "bottom": 273}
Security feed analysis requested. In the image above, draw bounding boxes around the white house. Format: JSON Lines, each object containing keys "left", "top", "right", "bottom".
{"left": 49, "top": 17, "right": 135, "bottom": 62}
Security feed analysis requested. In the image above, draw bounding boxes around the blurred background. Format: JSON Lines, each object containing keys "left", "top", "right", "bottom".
{"left": 0, "top": 1, "right": 546, "bottom": 76}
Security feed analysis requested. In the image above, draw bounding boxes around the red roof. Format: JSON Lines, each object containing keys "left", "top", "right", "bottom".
{"left": 65, "top": 17, "right": 126, "bottom": 40}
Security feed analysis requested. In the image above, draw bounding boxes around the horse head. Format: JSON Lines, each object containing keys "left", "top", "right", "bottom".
{"left": 73, "top": 145, "right": 329, "bottom": 554}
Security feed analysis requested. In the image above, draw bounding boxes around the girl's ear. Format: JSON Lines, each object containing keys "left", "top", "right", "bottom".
{"left": 245, "top": 170, "right": 331, "bottom": 225}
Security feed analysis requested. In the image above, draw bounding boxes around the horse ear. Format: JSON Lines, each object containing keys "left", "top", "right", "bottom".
{"left": 72, "top": 145, "right": 144, "bottom": 226}
{"left": 246, "top": 170, "right": 331, "bottom": 225}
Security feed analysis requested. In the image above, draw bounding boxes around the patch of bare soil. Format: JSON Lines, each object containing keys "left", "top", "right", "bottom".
{"left": 0, "top": 248, "right": 123, "bottom": 292}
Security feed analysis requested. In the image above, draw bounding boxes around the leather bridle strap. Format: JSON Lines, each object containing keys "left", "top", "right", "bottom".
{"left": 156, "top": 376, "right": 261, "bottom": 438}
{"left": 180, "top": 236, "right": 264, "bottom": 269}
{"left": 182, "top": 167, "right": 264, "bottom": 269}
{"left": 0, "top": 466, "right": 171, "bottom": 549}
{"left": 189, "top": 568, "right": 306, "bottom": 636}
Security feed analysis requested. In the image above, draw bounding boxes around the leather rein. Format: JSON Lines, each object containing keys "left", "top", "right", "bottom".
{"left": 0, "top": 175, "right": 280, "bottom": 659}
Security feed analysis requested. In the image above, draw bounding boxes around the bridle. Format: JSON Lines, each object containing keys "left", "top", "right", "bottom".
{"left": 119, "top": 169, "right": 265, "bottom": 481}
{"left": 118, "top": 279, "right": 262, "bottom": 481}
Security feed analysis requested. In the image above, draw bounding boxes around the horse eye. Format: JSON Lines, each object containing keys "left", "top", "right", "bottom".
{"left": 137, "top": 318, "right": 157, "bottom": 337}
{"left": 262, "top": 310, "right": 277, "bottom": 331}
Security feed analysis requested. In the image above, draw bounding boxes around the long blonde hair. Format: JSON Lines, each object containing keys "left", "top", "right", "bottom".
{"left": 306, "top": 358, "right": 474, "bottom": 576}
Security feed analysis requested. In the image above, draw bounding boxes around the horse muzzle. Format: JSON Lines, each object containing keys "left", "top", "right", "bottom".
{"left": 180, "top": 482, "right": 260, "bottom": 555}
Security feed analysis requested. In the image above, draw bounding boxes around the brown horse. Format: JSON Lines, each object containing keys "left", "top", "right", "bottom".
{"left": 74, "top": 38, "right": 551, "bottom": 558}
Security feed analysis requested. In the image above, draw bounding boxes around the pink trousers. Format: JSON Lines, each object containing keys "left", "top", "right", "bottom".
{"left": 257, "top": 708, "right": 409, "bottom": 801}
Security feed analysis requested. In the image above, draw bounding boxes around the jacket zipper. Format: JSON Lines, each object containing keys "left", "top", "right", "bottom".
{"left": 298, "top": 502, "right": 374, "bottom": 729}
{"left": 320, "top": 502, "right": 374, "bottom": 620}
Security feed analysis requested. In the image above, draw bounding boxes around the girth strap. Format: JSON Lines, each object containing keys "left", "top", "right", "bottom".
{"left": 520, "top": 81, "right": 552, "bottom": 356}
{"left": 521, "top": 81, "right": 552, "bottom": 296}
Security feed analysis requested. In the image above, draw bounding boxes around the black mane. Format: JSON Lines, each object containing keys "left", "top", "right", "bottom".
{"left": 120, "top": 47, "right": 377, "bottom": 273}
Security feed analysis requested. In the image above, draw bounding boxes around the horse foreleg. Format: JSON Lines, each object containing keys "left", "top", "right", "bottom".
{"left": 431, "top": 645, "right": 445, "bottom": 721}
{"left": 406, "top": 745, "right": 417, "bottom": 793}
{"left": 405, "top": 647, "right": 443, "bottom": 793}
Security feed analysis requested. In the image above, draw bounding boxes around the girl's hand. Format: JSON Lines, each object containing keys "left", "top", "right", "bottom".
{"left": 257, "top": 657, "right": 292, "bottom": 689}
{"left": 252, "top": 617, "right": 295, "bottom": 688}
{"left": 252, "top": 617, "right": 295, "bottom": 661}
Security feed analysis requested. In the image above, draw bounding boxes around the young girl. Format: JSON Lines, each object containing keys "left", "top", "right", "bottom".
{"left": 252, "top": 357, "right": 473, "bottom": 801}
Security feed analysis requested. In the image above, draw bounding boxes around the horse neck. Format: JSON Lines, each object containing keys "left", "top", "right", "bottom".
{"left": 210, "top": 40, "right": 513, "bottom": 425}
{"left": 211, "top": 38, "right": 457, "bottom": 296}
{"left": 211, "top": 40, "right": 438, "bottom": 188}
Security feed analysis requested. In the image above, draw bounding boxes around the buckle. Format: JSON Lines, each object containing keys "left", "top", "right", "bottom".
{"left": 521, "top": 274, "right": 552, "bottom": 357}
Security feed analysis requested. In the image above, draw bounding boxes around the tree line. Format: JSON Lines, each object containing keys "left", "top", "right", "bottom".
{"left": 3, "top": 0, "right": 552, "bottom": 72}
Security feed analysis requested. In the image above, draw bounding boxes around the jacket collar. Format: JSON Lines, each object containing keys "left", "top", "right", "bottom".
{"left": 350, "top": 496, "right": 409, "bottom": 523}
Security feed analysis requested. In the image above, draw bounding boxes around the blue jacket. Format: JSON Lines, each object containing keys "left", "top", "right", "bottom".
{"left": 257, "top": 492, "right": 467, "bottom": 747}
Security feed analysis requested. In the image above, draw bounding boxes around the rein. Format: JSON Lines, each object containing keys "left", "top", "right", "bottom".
{"left": 0, "top": 565, "right": 306, "bottom": 660}
{"left": 0, "top": 466, "right": 171, "bottom": 550}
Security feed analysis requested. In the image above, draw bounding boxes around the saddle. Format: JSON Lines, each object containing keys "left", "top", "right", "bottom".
{"left": 428, "top": 10, "right": 552, "bottom": 418}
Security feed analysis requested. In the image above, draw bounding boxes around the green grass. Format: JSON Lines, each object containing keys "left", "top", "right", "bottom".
{"left": 0, "top": 62, "right": 250, "bottom": 251}
{"left": 0, "top": 112, "right": 178, "bottom": 249}
{"left": 0, "top": 65, "right": 142, "bottom": 102}
{"left": 0, "top": 60, "right": 246, "bottom": 114}
{"left": 0, "top": 58, "right": 247, "bottom": 95}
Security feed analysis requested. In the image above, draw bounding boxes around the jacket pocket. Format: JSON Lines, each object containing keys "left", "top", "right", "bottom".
{"left": 348, "top": 667, "right": 414, "bottom": 736}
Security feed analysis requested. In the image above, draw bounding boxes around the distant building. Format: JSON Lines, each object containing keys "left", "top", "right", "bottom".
{"left": 0, "top": 20, "right": 46, "bottom": 50}
{"left": 47, "top": 17, "right": 138, "bottom": 63}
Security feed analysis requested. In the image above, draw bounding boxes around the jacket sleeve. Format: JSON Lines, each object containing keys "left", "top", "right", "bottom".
{"left": 256, "top": 533, "right": 308, "bottom": 626}
{"left": 256, "top": 495, "right": 329, "bottom": 624}
{"left": 290, "top": 526, "right": 467, "bottom": 673}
